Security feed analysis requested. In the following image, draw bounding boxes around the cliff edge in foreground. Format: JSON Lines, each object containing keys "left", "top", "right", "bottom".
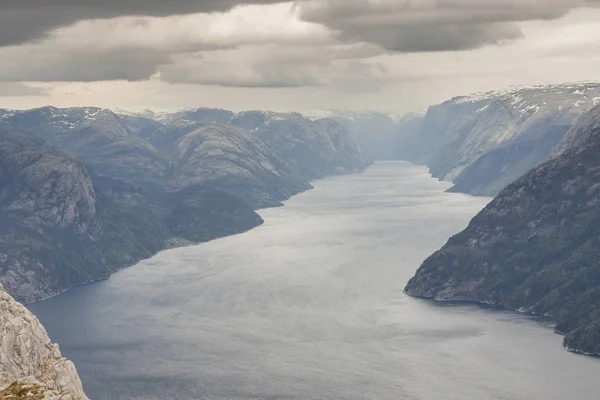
{"left": 0, "top": 283, "right": 87, "bottom": 399}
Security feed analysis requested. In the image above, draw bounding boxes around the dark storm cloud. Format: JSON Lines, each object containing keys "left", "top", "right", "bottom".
{"left": 297, "top": 0, "right": 600, "bottom": 52}
{"left": 0, "top": 0, "right": 294, "bottom": 46}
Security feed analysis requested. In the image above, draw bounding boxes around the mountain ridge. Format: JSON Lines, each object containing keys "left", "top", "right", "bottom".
{"left": 398, "top": 82, "right": 600, "bottom": 196}
{"left": 405, "top": 104, "right": 600, "bottom": 356}
{"left": 0, "top": 107, "right": 368, "bottom": 303}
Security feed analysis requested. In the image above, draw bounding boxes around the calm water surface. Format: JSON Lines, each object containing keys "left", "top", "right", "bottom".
{"left": 30, "top": 162, "right": 600, "bottom": 400}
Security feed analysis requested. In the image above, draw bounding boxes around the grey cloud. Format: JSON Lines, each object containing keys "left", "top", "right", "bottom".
{"left": 159, "top": 59, "right": 326, "bottom": 88}
{"left": 159, "top": 45, "right": 391, "bottom": 89}
{"left": 0, "top": 46, "right": 172, "bottom": 82}
{"left": 297, "top": 0, "right": 598, "bottom": 52}
{"left": 0, "top": 0, "right": 294, "bottom": 46}
{"left": 0, "top": 82, "right": 49, "bottom": 96}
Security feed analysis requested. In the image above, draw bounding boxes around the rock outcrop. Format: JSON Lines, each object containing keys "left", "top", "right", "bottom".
{"left": 405, "top": 105, "right": 600, "bottom": 356}
{"left": 0, "top": 283, "right": 87, "bottom": 399}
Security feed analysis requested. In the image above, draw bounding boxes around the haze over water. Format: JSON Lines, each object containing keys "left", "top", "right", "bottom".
{"left": 30, "top": 162, "right": 600, "bottom": 400}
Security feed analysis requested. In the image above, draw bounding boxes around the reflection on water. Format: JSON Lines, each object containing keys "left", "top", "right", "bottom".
{"left": 30, "top": 162, "right": 600, "bottom": 400}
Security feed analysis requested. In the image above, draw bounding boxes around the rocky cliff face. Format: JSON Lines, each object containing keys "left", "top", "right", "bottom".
{"left": 405, "top": 105, "right": 600, "bottom": 356}
{"left": 0, "top": 131, "right": 103, "bottom": 302}
{"left": 404, "top": 83, "right": 600, "bottom": 196}
{"left": 0, "top": 283, "right": 87, "bottom": 399}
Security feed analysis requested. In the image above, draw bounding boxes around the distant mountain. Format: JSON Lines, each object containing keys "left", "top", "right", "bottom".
{"left": 172, "top": 124, "right": 310, "bottom": 208}
{"left": 402, "top": 83, "right": 600, "bottom": 196}
{"left": 331, "top": 111, "right": 424, "bottom": 162}
{"left": 0, "top": 130, "right": 261, "bottom": 303}
{"left": 405, "top": 104, "right": 600, "bottom": 356}
{"left": 0, "top": 106, "right": 366, "bottom": 302}
{"left": 230, "top": 110, "right": 369, "bottom": 179}
{"left": 0, "top": 107, "right": 169, "bottom": 186}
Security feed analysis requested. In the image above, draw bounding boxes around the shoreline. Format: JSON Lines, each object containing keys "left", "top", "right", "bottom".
{"left": 25, "top": 166, "right": 371, "bottom": 306}
{"left": 404, "top": 291, "right": 600, "bottom": 359}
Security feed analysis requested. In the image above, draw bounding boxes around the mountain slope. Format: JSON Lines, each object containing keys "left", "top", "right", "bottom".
{"left": 0, "top": 130, "right": 167, "bottom": 303}
{"left": 0, "top": 282, "right": 88, "bottom": 399}
{"left": 404, "top": 83, "right": 600, "bottom": 196}
{"left": 314, "top": 110, "right": 422, "bottom": 161}
{"left": 173, "top": 124, "right": 310, "bottom": 208}
{"left": 230, "top": 111, "right": 368, "bottom": 180}
{"left": 0, "top": 107, "right": 168, "bottom": 186}
{"left": 405, "top": 105, "right": 600, "bottom": 356}
{"left": 0, "top": 105, "right": 371, "bottom": 302}
{"left": 0, "top": 130, "right": 264, "bottom": 303}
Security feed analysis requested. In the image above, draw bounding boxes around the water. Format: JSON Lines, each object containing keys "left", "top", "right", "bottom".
{"left": 30, "top": 162, "right": 600, "bottom": 400}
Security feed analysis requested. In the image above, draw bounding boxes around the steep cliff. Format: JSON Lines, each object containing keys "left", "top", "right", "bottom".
{"left": 0, "top": 283, "right": 87, "bottom": 399}
{"left": 405, "top": 105, "right": 600, "bottom": 355}
{"left": 405, "top": 83, "right": 600, "bottom": 196}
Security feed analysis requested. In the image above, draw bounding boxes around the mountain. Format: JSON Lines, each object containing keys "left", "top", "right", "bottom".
{"left": 0, "top": 282, "right": 88, "bottom": 399}
{"left": 0, "top": 130, "right": 166, "bottom": 303}
{"left": 403, "top": 83, "right": 600, "bottom": 196}
{"left": 0, "top": 105, "right": 366, "bottom": 303}
{"left": 119, "top": 108, "right": 369, "bottom": 182}
{"left": 0, "top": 107, "right": 168, "bottom": 187}
{"left": 334, "top": 111, "right": 424, "bottom": 162}
{"left": 172, "top": 124, "right": 310, "bottom": 208}
{"left": 0, "top": 130, "right": 267, "bottom": 303}
{"left": 405, "top": 105, "right": 600, "bottom": 356}
{"left": 230, "top": 111, "right": 368, "bottom": 179}
{"left": 156, "top": 107, "right": 235, "bottom": 127}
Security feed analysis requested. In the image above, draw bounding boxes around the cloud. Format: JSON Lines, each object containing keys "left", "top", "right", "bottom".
{"left": 0, "top": 0, "right": 302, "bottom": 47}
{"left": 0, "top": 83, "right": 49, "bottom": 97}
{"left": 159, "top": 42, "right": 388, "bottom": 88}
{"left": 0, "top": 4, "right": 331, "bottom": 83}
{"left": 296, "top": 0, "right": 598, "bottom": 52}
{"left": 0, "top": 0, "right": 599, "bottom": 90}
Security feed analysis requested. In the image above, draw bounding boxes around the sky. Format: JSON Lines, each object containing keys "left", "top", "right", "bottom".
{"left": 1, "top": 0, "right": 600, "bottom": 114}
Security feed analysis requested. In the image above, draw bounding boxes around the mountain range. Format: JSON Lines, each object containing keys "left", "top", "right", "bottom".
{"left": 397, "top": 82, "right": 600, "bottom": 196}
{"left": 2, "top": 81, "right": 600, "bottom": 361}
{"left": 0, "top": 107, "right": 368, "bottom": 303}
